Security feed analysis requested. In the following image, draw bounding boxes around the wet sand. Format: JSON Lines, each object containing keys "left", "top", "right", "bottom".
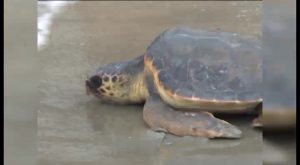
{"left": 38, "top": 2, "right": 263, "bottom": 165}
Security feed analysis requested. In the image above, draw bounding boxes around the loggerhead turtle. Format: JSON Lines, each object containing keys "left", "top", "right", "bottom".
{"left": 85, "top": 27, "right": 262, "bottom": 138}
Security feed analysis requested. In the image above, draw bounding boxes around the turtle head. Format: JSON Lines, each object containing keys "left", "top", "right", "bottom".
{"left": 86, "top": 62, "right": 132, "bottom": 103}
{"left": 85, "top": 56, "right": 148, "bottom": 103}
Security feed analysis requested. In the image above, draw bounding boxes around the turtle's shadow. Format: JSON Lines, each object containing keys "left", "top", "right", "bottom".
{"left": 214, "top": 113, "right": 257, "bottom": 125}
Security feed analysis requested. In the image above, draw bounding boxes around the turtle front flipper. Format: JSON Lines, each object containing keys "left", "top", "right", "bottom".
{"left": 143, "top": 95, "right": 242, "bottom": 139}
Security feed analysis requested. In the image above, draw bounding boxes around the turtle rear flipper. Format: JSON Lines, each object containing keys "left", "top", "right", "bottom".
{"left": 143, "top": 95, "right": 242, "bottom": 139}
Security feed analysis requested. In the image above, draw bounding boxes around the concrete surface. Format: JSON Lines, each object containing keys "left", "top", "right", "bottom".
{"left": 38, "top": 2, "right": 263, "bottom": 165}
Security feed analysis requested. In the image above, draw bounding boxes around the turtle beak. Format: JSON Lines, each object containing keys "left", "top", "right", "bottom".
{"left": 85, "top": 76, "right": 102, "bottom": 97}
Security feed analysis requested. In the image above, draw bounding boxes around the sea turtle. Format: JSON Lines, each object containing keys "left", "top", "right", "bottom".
{"left": 85, "top": 27, "right": 262, "bottom": 138}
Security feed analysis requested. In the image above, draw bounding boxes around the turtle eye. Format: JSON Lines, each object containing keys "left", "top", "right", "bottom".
{"left": 90, "top": 76, "right": 102, "bottom": 89}
{"left": 112, "top": 76, "right": 117, "bottom": 82}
